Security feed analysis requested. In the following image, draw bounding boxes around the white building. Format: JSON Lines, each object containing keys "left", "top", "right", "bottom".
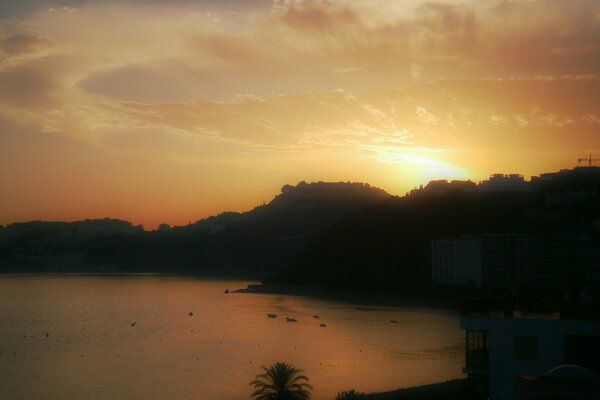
{"left": 461, "top": 307, "right": 600, "bottom": 400}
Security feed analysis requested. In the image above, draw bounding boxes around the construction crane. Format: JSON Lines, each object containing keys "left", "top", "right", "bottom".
{"left": 578, "top": 154, "right": 600, "bottom": 167}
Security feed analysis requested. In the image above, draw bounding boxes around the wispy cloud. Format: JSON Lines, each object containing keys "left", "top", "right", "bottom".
{"left": 24, "top": 76, "right": 599, "bottom": 159}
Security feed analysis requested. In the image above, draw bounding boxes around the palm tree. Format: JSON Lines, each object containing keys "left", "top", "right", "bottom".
{"left": 250, "top": 362, "right": 312, "bottom": 400}
{"left": 335, "top": 389, "right": 364, "bottom": 400}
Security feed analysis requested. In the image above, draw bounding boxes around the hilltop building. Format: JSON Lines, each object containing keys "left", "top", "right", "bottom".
{"left": 409, "top": 179, "right": 476, "bottom": 197}
{"left": 408, "top": 173, "right": 535, "bottom": 197}
{"left": 411, "top": 166, "right": 600, "bottom": 198}
{"left": 477, "top": 174, "right": 531, "bottom": 193}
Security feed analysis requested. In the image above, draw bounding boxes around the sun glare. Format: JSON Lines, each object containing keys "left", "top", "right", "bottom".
{"left": 375, "top": 150, "right": 471, "bottom": 186}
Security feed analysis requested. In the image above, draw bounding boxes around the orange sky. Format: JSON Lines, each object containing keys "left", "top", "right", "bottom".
{"left": 0, "top": 0, "right": 599, "bottom": 229}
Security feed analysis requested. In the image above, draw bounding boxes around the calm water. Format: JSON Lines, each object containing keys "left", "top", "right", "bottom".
{"left": 0, "top": 275, "right": 464, "bottom": 400}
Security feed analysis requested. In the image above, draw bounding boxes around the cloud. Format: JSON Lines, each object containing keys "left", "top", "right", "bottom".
{"left": 24, "top": 76, "right": 597, "bottom": 166}
{"left": 0, "top": 0, "right": 271, "bottom": 18}
{"left": 0, "top": 34, "right": 50, "bottom": 55}
{"left": 2, "top": 0, "right": 596, "bottom": 106}
{"left": 0, "top": 57, "right": 61, "bottom": 108}
{"left": 273, "top": 4, "right": 359, "bottom": 32}
{"left": 204, "top": 0, "right": 600, "bottom": 82}
{"left": 0, "top": 0, "right": 598, "bottom": 192}
{"left": 77, "top": 64, "right": 221, "bottom": 103}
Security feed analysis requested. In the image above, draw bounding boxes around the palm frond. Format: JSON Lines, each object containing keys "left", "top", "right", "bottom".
{"left": 249, "top": 362, "right": 312, "bottom": 400}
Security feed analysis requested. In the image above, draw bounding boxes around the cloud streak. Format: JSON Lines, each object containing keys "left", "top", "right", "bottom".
{"left": 31, "top": 76, "right": 600, "bottom": 157}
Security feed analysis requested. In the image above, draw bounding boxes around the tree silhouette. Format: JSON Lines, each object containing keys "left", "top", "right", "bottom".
{"left": 336, "top": 389, "right": 365, "bottom": 400}
{"left": 250, "top": 362, "right": 312, "bottom": 400}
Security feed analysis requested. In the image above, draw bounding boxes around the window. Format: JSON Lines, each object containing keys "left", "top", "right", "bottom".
{"left": 515, "top": 336, "right": 538, "bottom": 360}
{"left": 468, "top": 330, "right": 489, "bottom": 352}
{"left": 466, "top": 330, "right": 489, "bottom": 369}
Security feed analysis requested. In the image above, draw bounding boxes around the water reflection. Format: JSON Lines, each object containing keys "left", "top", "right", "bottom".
{"left": 0, "top": 275, "right": 463, "bottom": 400}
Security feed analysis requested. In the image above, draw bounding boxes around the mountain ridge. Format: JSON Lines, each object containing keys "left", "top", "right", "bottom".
{"left": 0, "top": 181, "right": 391, "bottom": 274}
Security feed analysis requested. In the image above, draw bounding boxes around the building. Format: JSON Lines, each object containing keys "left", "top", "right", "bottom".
{"left": 431, "top": 237, "right": 482, "bottom": 287}
{"left": 480, "top": 235, "right": 527, "bottom": 290}
{"left": 545, "top": 187, "right": 598, "bottom": 207}
{"left": 409, "top": 179, "right": 476, "bottom": 197}
{"left": 431, "top": 234, "right": 600, "bottom": 292}
{"left": 519, "top": 236, "right": 600, "bottom": 291}
{"left": 478, "top": 174, "right": 531, "bottom": 193}
{"left": 460, "top": 293, "right": 600, "bottom": 400}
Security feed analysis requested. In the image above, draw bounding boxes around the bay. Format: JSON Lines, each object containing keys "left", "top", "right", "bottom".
{"left": 0, "top": 275, "right": 464, "bottom": 400}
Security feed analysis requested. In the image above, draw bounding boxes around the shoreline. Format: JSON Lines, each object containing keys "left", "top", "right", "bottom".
{"left": 235, "top": 283, "right": 459, "bottom": 310}
{"left": 0, "top": 272, "right": 262, "bottom": 281}
{"left": 0, "top": 272, "right": 460, "bottom": 309}
{"left": 0, "top": 272, "right": 177, "bottom": 276}
{"left": 364, "top": 379, "right": 471, "bottom": 400}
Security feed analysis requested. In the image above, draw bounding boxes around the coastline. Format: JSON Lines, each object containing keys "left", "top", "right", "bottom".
{"left": 364, "top": 379, "right": 470, "bottom": 400}
{"left": 0, "top": 272, "right": 262, "bottom": 281}
{"left": 0, "top": 272, "right": 177, "bottom": 276}
{"left": 0, "top": 273, "right": 460, "bottom": 310}
{"left": 235, "top": 283, "right": 460, "bottom": 310}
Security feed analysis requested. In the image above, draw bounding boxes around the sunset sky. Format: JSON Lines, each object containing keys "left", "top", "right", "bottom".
{"left": 0, "top": 0, "right": 598, "bottom": 229}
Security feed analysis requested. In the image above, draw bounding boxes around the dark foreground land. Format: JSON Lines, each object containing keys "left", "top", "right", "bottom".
{"left": 365, "top": 379, "right": 472, "bottom": 400}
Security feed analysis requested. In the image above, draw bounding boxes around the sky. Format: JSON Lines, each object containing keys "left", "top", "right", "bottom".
{"left": 0, "top": 0, "right": 599, "bottom": 229}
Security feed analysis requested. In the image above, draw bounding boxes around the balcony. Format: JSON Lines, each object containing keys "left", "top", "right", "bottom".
{"left": 465, "top": 330, "right": 490, "bottom": 374}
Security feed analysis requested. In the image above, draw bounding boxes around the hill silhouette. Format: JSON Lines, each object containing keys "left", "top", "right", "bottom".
{"left": 270, "top": 168, "right": 600, "bottom": 291}
{"left": 0, "top": 182, "right": 390, "bottom": 273}
{"left": 1, "top": 169, "right": 599, "bottom": 290}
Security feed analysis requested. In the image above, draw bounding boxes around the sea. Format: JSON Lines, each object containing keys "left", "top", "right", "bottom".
{"left": 0, "top": 275, "right": 464, "bottom": 400}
